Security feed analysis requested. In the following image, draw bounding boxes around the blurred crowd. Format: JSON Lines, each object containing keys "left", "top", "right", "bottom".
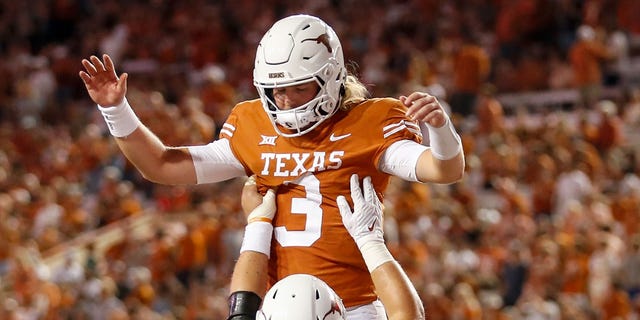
{"left": 1, "top": 0, "right": 640, "bottom": 319}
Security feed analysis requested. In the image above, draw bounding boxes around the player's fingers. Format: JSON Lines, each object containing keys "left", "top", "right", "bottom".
{"left": 408, "top": 99, "right": 440, "bottom": 121}
{"left": 362, "top": 176, "right": 376, "bottom": 205}
{"left": 407, "top": 95, "right": 436, "bottom": 111}
{"left": 261, "top": 189, "right": 277, "bottom": 218}
{"left": 90, "top": 55, "right": 106, "bottom": 72}
{"left": 243, "top": 178, "right": 257, "bottom": 190}
{"left": 406, "top": 96, "right": 437, "bottom": 120}
{"left": 349, "top": 173, "right": 363, "bottom": 205}
{"left": 117, "top": 73, "right": 128, "bottom": 93}
{"left": 103, "top": 54, "right": 115, "bottom": 72}
{"left": 241, "top": 176, "right": 259, "bottom": 204}
{"left": 263, "top": 189, "right": 276, "bottom": 202}
{"left": 403, "top": 92, "right": 429, "bottom": 106}
{"left": 247, "top": 189, "right": 276, "bottom": 222}
{"left": 336, "top": 195, "right": 353, "bottom": 224}
{"left": 81, "top": 59, "right": 97, "bottom": 75}
{"left": 422, "top": 109, "right": 447, "bottom": 127}
{"left": 105, "top": 54, "right": 121, "bottom": 79}
{"left": 78, "top": 71, "right": 91, "bottom": 84}
{"left": 402, "top": 92, "right": 422, "bottom": 105}
{"left": 245, "top": 175, "right": 257, "bottom": 186}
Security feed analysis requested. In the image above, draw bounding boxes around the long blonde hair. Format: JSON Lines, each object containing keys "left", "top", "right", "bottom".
{"left": 340, "top": 74, "right": 369, "bottom": 110}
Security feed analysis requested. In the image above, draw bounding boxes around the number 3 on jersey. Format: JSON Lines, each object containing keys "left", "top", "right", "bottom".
{"left": 274, "top": 174, "right": 322, "bottom": 247}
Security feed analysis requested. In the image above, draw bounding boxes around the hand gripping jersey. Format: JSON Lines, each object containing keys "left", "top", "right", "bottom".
{"left": 220, "top": 97, "right": 421, "bottom": 307}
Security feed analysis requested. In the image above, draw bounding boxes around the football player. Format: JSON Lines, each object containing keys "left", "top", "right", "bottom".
{"left": 79, "top": 14, "right": 463, "bottom": 319}
{"left": 232, "top": 174, "right": 424, "bottom": 320}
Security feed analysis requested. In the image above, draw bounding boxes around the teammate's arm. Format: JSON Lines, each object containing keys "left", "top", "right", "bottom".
{"left": 337, "top": 174, "right": 425, "bottom": 320}
{"left": 228, "top": 177, "right": 276, "bottom": 320}
{"left": 79, "top": 54, "right": 200, "bottom": 185}
{"left": 401, "top": 92, "right": 465, "bottom": 184}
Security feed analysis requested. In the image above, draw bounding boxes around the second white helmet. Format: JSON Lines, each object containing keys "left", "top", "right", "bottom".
{"left": 253, "top": 14, "right": 347, "bottom": 137}
{"left": 256, "top": 274, "right": 346, "bottom": 320}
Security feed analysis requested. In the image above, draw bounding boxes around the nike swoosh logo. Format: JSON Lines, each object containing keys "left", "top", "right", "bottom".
{"left": 329, "top": 133, "right": 352, "bottom": 142}
{"left": 368, "top": 220, "right": 376, "bottom": 232}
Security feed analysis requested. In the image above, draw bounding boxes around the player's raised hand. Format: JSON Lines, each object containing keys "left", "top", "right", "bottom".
{"left": 400, "top": 92, "right": 447, "bottom": 128}
{"left": 337, "top": 174, "right": 384, "bottom": 247}
{"left": 79, "top": 54, "right": 128, "bottom": 107}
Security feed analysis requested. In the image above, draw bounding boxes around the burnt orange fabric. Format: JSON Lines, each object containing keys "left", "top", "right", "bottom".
{"left": 453, "top": 45, "right": 490, "bottom": 93}
{"left": 595, "top": 116, "right": 624, "bottom": 151}
{"left": 221, "top": 98, "right": 421, "bottom": 307}
{"left": 601, "top": 288, "right": 631, "bottom": 319}
{"left": 176, "top": 226, "right": 207, "bottom": 271}
{"left": 611, "top": 195, "right": 640, "bottom": 236}
{"left": 476, "top": 96, "right": 504, "bottom": 135}
{"left": 569, "top": 39, "right": 610, "bottom": 86}
{"left": 617, "top": 0, "right": 640, "bottom": 34}
{"left": 561, "top": 250, "right": 590, "bottom": 294}
{"left": 148, "top": 238, "right": 173, "bottom": 282}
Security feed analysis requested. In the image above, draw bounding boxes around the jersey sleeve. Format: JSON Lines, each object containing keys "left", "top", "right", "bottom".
{"left": 215, "top": 99, "right": 276, "bottom": 179}
{"left": 371, "top": 98, "right": 423, "bottom": 168}
{"left": 188, "top": 139, "right": 246, "bottom": 184}
{"left": 187, "top": 104, "right": 249, "bottom": 184}
{"left": 379, "top": 140, "right": 428, "bottom": 181}
{"left": 219, "top": 108, "right": 239, "bottom": 140}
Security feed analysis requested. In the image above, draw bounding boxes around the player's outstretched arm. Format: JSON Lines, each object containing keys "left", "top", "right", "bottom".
{"left": 79, "top": 54, "right": 197, "bottom": 185}
{"left": 337, "top": 174, "right": 425, "bottom": 320}
{"left": 228, "top": 176, "right": 276, "bottom": 320}
{"left": 401, "top": 92, "right": 465, "bottom": 184}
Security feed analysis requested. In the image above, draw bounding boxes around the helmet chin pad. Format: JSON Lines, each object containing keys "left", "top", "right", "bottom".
{"left": 262, "top": 81, "right": 332, "bottom": 136}
{"left": 275, "top": 108, "right": 318, "bottom": 131}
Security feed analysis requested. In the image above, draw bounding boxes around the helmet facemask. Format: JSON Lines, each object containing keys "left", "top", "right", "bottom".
{"left": 254, "top": 15, "right": 346, "bottom": 137}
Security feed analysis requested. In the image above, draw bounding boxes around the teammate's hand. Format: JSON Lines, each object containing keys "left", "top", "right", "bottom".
{"left": 337, "top": 174, "right": 384, "bottom": 247}
{"left": 400, "top": 92, "right": 447, "bottom": 128}
{"left": 79, "top": 54, "right": 128, "bottom": 107}
{"left": 241, "top": 176, "right": 276, "bottom": 223}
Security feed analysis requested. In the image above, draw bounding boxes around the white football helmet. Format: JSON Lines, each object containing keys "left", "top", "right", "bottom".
{"left": 256, "top": 274, "right": 346, "bottom": 320}
{"left": 254, "top": 14, "right": 347, "bottom": 137}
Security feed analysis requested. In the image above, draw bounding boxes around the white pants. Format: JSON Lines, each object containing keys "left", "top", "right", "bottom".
{"left": 346, "top": 300, "right": 386, "bottom": 320}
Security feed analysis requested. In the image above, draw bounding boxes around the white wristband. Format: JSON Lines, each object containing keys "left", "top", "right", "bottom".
{"left": 420, "top": 118, "right": 462, "bottom": 160}
{"left": 97, "top": 98, "right": 141, "bottom": 137}
{"left": 357, "top": 239, "right": 395, "bottom": 273}
{"left": 240, "top": 221, "right": 273, "bottom": 258}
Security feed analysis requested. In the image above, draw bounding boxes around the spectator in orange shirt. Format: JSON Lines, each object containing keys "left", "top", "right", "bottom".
{"left": 475, "top": 83, "right": 505, "bottom": 136}
{"left": 449, "top": 32, "right": 491, "bottom": 117}
{"left": 568, "top": 25, "right": 613, "bottom": 109}
{"left": 147, "top": 228, "right": 174, "bottom": 284}
{"left": 593, "top": 100, "right": 625, "bottom": 153}
{"left": 600, "top": 281, "right": 632, "bottom": 320}
{"left": 560, "top": 236, "right": 591, "bottom": 296}
{"left": 175, "top": 220, "right": 207, "bottom": 289}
